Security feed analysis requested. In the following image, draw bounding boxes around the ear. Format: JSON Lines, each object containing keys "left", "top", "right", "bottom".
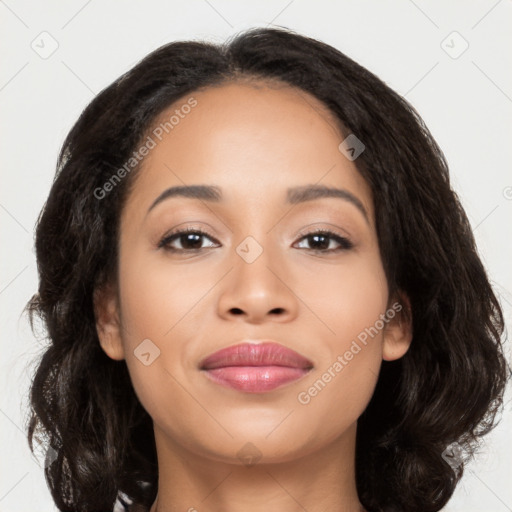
{"left": 382, "top": 292, "right": 413, "bottom": 361}
{"left": 93, "top": 281, "right": 125, "bottom": 361}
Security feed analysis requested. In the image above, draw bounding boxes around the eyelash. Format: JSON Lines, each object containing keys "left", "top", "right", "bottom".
{"left": 158, "top": 227, "right": 354, "bottom": 254}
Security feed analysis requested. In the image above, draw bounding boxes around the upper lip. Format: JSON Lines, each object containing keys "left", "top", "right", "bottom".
{"left": 199, "top": 341, "right": 314, "bottom": 370}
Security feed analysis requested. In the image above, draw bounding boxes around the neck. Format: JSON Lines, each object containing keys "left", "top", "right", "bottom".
{"left": 149, "top": 422, "right": 364, "bottom": 512}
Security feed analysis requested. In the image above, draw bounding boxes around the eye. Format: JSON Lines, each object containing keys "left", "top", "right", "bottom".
{"left": 158, "top": 227, "right": 353, "bottom": 254}
{"left": 158, "top": 228, "right": 219, "bottom": 252}
{"left": 294, "top": 228, "right": 353, "bottom": 253}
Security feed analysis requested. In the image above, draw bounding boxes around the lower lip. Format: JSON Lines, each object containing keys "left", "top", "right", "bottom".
{"left": 202, "top": 366, "right": 311, "bottom": 393}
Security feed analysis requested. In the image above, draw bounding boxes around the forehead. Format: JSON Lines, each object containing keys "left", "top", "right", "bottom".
{"left": 123, "top": 80, "right": 374, "bottom": 221}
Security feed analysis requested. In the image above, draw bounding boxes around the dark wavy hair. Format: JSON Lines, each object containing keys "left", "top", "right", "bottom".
{"left": 25, "top": 26, "right": 509, "bottom": 512}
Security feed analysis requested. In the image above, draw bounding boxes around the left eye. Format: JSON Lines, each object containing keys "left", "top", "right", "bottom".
{"left": 294, "top": 230, "right": 353, "bottom": 252}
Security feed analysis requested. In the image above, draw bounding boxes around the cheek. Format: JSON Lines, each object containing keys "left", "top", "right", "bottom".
{"left": 116, "top": 249, "right": 219, "bottom": 423}
{"left": 295, "top": 349, "right": 381, "bottom": 444}
{"left": 294, "top": 250, "right": 388, "bottom": 349}
{"left": 117, "top": 249, "right": 215, "bottom": 346}
{"left": 293, "top": 253, "right": 388, "bottom": 422}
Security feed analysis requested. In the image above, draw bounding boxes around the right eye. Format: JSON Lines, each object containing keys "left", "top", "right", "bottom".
{"left": 158, "top": 228, "right": 220, "bottom": 252}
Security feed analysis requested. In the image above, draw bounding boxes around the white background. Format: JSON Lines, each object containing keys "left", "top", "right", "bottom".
{"left": 1, "top": 1, "right": 511, "bottom": 511}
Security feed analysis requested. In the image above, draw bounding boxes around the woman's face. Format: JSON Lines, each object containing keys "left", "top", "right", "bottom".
{"left": 97, "top": 81, "right": 411, "bottom": 464}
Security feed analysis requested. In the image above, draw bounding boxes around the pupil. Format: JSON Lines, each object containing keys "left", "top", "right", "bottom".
{"left": 183, "top": 233, "right": 202, "bottom": 248}
{"left": 310, "top": 234, "right": 328, "bottom": 249}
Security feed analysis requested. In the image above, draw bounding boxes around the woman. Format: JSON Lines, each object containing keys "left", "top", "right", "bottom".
{"left": 25, "top": 27, "right": 508, "bottom": 512}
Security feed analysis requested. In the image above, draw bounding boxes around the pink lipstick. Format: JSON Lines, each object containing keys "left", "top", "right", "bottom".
{"left": 199, "top": 341, "right": 313, "bottom": 393}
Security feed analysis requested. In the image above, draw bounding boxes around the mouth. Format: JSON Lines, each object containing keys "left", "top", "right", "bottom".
{"left": 199, "top": 341, "right": 314, "bottom": 393}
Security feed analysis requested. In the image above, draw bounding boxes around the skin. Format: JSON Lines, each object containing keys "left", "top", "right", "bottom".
{"left": 95, "top": 81, "right": 412, "bottom": 512}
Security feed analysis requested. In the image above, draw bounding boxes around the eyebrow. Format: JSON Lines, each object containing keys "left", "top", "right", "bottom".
{"left": 147, "top": 184, "right": 369, "bottom": 222}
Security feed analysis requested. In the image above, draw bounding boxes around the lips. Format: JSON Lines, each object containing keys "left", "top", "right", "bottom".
{"left": 199, "top": 341, "right": 313, "bottom": 393}
{"left": 200, "top": 341, "right": 313, "bottom": 370}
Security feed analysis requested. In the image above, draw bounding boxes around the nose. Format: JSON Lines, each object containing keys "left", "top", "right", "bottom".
{"left": 217, "top": 244, "right": 299, "bottom": 324}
